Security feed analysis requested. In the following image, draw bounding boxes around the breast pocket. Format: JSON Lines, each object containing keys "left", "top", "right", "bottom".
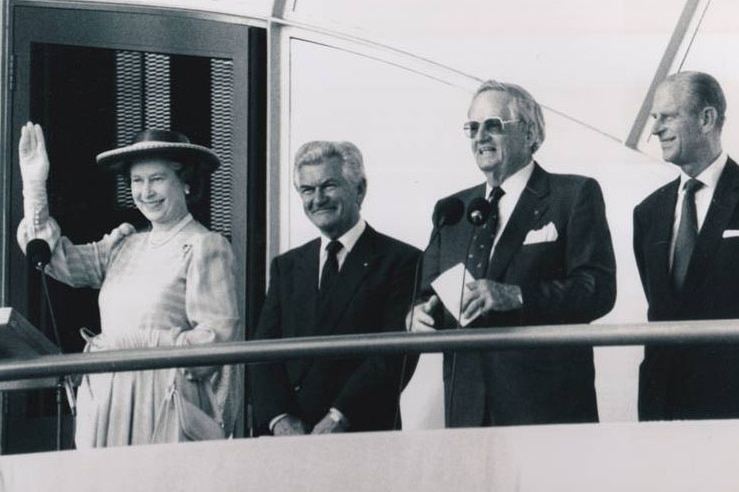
{"left": 712, "top": 235, "right": 739, "bottom": 281}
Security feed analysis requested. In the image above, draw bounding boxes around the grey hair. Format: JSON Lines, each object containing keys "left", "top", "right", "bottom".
{"left": 293, "top": 140, "right": 367, "bottom": 188}
{"left": 472, "top": 80, "right": 546, "bottom": 153}
{"left": 665, "top": 71, "right": 727, "bottom": 130}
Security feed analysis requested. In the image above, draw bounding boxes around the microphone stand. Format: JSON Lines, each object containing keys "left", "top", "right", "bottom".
{"left": 393, "top": 229, "right": 438, "bottom": 430}
{"left": 37, "top": 263, "right": 76, "bottom": 451}
{"left": 446, "top": 198, "right": 490, "bottom": 426}
{"left": 394, "top": 198, "right": 463, "bottom": 429}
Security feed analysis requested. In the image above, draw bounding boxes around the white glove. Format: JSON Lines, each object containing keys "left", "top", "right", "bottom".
{"left": 103, "top": 223, "right": 136, "bottom": 247}
{"left": 19, "top": 122, "right": 50, "bottom": 227}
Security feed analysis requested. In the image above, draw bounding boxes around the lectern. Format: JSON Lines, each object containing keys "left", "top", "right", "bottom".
{"left": 0, "top": 307, "right": 60, "bottom": 390}
{"left": 0, "top": 308, "right": 76, "bottom": 453}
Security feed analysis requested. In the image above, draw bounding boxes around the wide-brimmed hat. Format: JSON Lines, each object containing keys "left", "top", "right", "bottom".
{"left": 96, "top": 129, "right": 220, "bottom": 173}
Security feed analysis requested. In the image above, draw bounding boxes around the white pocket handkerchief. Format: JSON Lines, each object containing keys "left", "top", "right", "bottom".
{"left": 722, "top": 229, "right": 739, "bottom": 239}
{"left": 523, "top": 222, "right": 558, "bottom": 245}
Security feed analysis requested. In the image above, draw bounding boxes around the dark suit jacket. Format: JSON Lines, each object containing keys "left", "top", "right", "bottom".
{"left": 420, "top": 163, "right": 616, "bottom": 427}
{"left": 634, "top": 157, "right": 739, "bottom": 420}
{"left": 251, "top": 224, "right": 420, "bottom": 434}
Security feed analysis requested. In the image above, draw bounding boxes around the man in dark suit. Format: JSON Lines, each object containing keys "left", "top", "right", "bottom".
{"left": 634, "top": 71, "right": 739, "bottom": 420}
{"left": 409, "top": 80, "right": 616, "bottom": 427}
{"left": 251, "top": 141, "right": 420, "bottom": 436}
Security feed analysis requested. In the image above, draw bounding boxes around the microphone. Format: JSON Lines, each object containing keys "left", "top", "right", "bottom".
{"left": 394, "top": 196, "right": 464, "bottom": 429}
{"left": 408, "top": 196, "right": 465, "bottom": 329}
{"left": 27, "top": 238, "right": 52, "bottom": 271}
{"left": 432, "top": 196, "right": 465, "bottom": 229}
{"left": 466, "top": 197, "right": 492, "bottom": 226}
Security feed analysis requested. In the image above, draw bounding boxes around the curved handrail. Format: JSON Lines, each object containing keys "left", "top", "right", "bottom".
{"left": 0, "top": 319, "right": 738, "bottom": 382}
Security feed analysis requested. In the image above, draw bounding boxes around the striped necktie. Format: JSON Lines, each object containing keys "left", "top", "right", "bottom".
{"left": 671, "top": 178, "right": 703, "bottom": 291}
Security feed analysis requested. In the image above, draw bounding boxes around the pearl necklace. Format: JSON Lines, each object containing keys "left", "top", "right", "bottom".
{"left": 147, "top": 214, "right": 194, "bottom": 248}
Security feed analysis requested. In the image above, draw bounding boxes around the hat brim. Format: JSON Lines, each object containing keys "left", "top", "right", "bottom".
{"left": 96, "top": 141, "right": 220, "bottom": 173}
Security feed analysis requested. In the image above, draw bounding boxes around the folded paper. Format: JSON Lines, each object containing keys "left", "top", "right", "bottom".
{"left": 431, "top": 262, "right": 480, "bottom": 327}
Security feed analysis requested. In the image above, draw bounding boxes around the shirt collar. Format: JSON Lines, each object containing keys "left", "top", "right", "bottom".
{"left": 680, "top": 151, "right": 728, "bottom": 192}
{"left": 486, "top": 160, "right": 535, "bottom": 198}
{"left": 321, "top": 218, "right": 366, "bottom": 254}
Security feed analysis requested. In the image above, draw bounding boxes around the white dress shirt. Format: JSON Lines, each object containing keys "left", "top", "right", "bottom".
{"left": 485, "top": 160, "right": 535, "bottom": 257}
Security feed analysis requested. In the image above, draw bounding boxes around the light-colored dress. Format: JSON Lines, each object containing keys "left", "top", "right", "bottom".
{"left": 17, "top": 213, "right": 242, "bottom": 448}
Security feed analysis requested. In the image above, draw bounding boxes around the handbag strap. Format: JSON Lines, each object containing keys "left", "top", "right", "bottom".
{"left": 151, "top": 375, "right": 178, "bottom": 443}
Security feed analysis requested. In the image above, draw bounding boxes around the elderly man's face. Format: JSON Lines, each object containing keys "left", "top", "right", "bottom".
{"left": 296, "top": 157, "right": 365, "bottom": 239}
{"left": 650, "top": 81, "right": 707, "bottom": 168}
{"left": 467, "top": 91, "right": 532, "bottom": 185}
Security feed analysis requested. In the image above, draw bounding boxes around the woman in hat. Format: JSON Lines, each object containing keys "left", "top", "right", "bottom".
{"left": 16, "top": 122, "right": 242, "bottom": 448}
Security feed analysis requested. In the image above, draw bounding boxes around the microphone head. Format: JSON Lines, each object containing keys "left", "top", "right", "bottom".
{"left": 27, "top": 238, "right": 51, "bottom": 270}
{"left": 432, "top": 197, "right": 464, "bottom": 228}
{"left": 467, "top": 197, "right": 492, "bottom": 226}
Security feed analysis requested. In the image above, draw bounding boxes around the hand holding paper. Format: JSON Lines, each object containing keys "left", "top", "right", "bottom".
{"left": 407, "top": 295, "right": 441, "bottom": 332}
{"left": 431, "top": 263, "right": 524, "bottom": 326}
{"left": 431, "top": 263, "right": 481, "bottom": 327}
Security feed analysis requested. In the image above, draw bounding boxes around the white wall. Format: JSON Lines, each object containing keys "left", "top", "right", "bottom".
{"left": 285, "top": 39, "right": 679, "bottom": 426}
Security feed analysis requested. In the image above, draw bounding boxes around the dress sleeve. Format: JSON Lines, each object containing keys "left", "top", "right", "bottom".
{"left": 17, "top": 216, "right": 130, "bottom": 289}
{"left": 175, "top": 233, "right": 241, "bottom": 346}
{"left": 17, "top": 215, "right": 61, "bottom": 253}
{"left": 175, "top": 232, "right": 243, "bottom": 435}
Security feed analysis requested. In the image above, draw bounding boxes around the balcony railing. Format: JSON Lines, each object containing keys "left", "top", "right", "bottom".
{"left": 0, "top": 318, "right": 737, "bottom": 382}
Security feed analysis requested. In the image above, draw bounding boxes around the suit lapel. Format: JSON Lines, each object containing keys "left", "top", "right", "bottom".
{"left": 645, "top": 179, "right": 680, "bottom": 302}
{"left": 683, "top": 158, "right": 739, "bottom": 293}
{"left": 314, "top": 226, "right": 374, "bottom": 336}
{"left": 293, "top": 239, "right": 320, "bottom": 337}
{"left": 488, "top": 164, "right": 550, "bottom": 281}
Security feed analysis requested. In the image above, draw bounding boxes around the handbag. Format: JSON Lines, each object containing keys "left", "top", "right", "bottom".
{"left": 151, "top": 369, "right": 225, "bottom": 444}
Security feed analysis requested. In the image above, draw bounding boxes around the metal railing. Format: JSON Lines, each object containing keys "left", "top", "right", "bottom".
{"left": 1, "top": 319, "right": 738, "bottom": 382}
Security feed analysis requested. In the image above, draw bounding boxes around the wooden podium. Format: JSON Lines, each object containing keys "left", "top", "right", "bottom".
{"left": 0, "top": 307, "right": 60, "bottom": 390}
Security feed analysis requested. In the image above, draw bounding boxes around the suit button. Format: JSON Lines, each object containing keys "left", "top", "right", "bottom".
{"left": 293, "top": 385, "right": 301, "bottom": 392}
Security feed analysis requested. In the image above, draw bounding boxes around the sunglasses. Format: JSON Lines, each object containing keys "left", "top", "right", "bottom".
{"left": 463, "top": 118, "right": 520, "bottom": 138}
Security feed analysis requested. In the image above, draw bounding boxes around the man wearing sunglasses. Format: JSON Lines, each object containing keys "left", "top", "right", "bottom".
{"left": 409, "top": 80, "right": 616, "bottom": 427}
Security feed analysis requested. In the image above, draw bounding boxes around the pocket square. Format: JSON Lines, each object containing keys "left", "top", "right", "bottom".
{"left": 722, "top": 229, "right": 739, "bottom": 239}
{"left": 523, "top": 222, "right": 558, "bottom": 245}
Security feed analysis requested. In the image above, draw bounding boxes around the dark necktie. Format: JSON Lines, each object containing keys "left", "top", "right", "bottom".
{"left": 319, "top": 240, "right": 343, "bottom": 300}
{"left": 672, "top": 178, "right": 703, "bottom": 291}
{"left": 466, "top": 187, "right": 505, "bottom": 279}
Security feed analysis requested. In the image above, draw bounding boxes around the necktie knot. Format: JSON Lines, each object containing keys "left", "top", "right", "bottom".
{"left": 326, "top": 240, "right": 343, "bottom": 257}
{"left": 488, "top": 186, "right": 505, "bottom": 204}
{"left": 683, "top": 178, "right": 703, "bottom": 196}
